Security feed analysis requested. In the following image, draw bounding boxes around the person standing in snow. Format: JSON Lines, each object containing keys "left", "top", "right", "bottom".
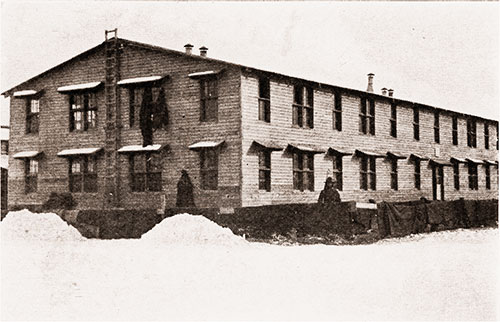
{"left": 318, "top": 177, "right": 341, "bottom": 208}
{"left": 176, "top": 170, "right": 195, "bottom": 208}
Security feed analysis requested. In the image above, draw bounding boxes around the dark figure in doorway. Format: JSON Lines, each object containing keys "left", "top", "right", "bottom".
{"left": 318, "top": 177, "right": 341, "bottom": 208}
{"left": 176, "top": 170, "right": 195, "bottom": 207}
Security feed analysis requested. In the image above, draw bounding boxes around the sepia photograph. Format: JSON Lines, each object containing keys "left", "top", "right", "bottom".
{"left": 0, "top": 1, "right": 498, "bottom": 321}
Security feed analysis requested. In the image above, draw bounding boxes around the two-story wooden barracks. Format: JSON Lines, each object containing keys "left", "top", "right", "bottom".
{"left": 3, "top": 32, "right": 498, "bottom": 212}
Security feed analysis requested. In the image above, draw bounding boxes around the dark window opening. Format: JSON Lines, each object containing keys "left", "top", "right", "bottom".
{"left": 390, "top": 103, "right": 397, "bottom": 138}
{"left": 453, "top": 162, "right": 460, "bottom": 190}
{"left": 200, "top": 77, "right": 218, "bottom": 122}
{"left": 129, "top": 153, "right": 162, "bottom": 192}
{"left": 468, "top": 163, "right": 478, "bottom": 190}
{"left": 360, "top": 156, "right": 376, "bottom": 190}
{"left": 359, "top": 98, "right": 375, "bottom": 135}
{"left": 414, "top": 160, "right": 421, "bottom": 190}
{"left": 467, "top": 119, "right": 477, "bottom": 148}
{"left": 69, "top": 156, "right": 98, "bottom": 193}
{"left": 332, "top": 155, "right": 343, "bottom": 191}
{"left": 333, "top": 93, "right": 342, "bottom": 131}
{"left": 258, "top": 78, "right": 271, "bottom": 123}
{"left": 293, "top": 151, "right": 314, "bottom": 191}
{"left": 26, "top": 98, "right": 40, "bottom": 134}
{"left": 292, "top": 85, "right": 313, "bottom": 128}
{"left": 485, "top": 165, "right": 491, "bottom": 190}
{"left": 0, "top": 140, "right": 8, "bottom": 155}
{"left": 434, "top": 111, "right": 440, "bottom": 143}
{"left": 129, "top": 86, "right": 167, "bottom": 129}
{"left": 69, "top": 93, "right": 98, "bottom": 132}
{"left": 452, "top": 116, "right": 458, "bottom": 145}
{"left": 390, "top": 158, "right": 398, "bottom": 190}
{"left": 258, "top": 150, "right": 271, "bottom": 191}
{"left": 25, "top": 159, "right": 38, "bottom": 193}
{"left": 200, "top": 149, "right": 218, "bottom": 190}
{"left": 413, "top": 107, "right": 420, "bottom": 140}
{"left": 484, "top": 123, "right": 490, "bottom": 150}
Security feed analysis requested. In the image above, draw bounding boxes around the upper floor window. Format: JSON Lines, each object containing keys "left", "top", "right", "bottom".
{"left": 258, "top": 150, "right": 271, "bottom": 191}
{"left": 452, "top": 116, "right": 458, "bottom": 145}
{"left": 0, "top": 140, "right": 8, "bottom": 155}
{"left": 468, "top": 163, "right": 478, "bottom": 190}
{"left": 466, "top": 118, "right": 477, "bottom": 148}
{"left": 360, "top": 155, "right": 376, "bottom": 190}
{"left": 293, "top": 151, "right": 314, "bottom": 191}
{"left": 292, "top": 85, "right": 313, "bottom": 128}
{"left": 70, "top": 156, "right": 98, "bottom": 193}
{"left": 390, "top": 103, "right": 397, "bottom": 138}
{"left": 413, "top": 106, "right": 420, "bottom": 140}
{"left": 25, "top": 159, "right": 38, "bottom": 193}
{"left": 200, "top": 77, "right": 218, "bottom": 122}
{"left": 434, "top": 111, "right": 440, "bottom": 143}
{"left": 333, "top": 92, "right": 342, "bottom": 131}
{"left": 69, "top": 93, "right": 97, "bottom": 131}
{"left": 200, "top": 148, "right": 218, "bottom": 190}
{"left": 129, "top": 85, "right": 165, "bottom": 128}
{"left": 359, "top": 98, "right": 375, "bottom": 135}
{"left": 332, "top": 155, "right": 343, "bottom": 191}
{"left": 258, "top": 78, "right": 270, "bottom": 123}
{"left": 484, "top": 123, "right": 490, "bottom": 150}
{"left": 26, "top": 98, "right": 40, "bottom": 134}
{"left": 129, "top": 153, "right": 162, "bottom": 192}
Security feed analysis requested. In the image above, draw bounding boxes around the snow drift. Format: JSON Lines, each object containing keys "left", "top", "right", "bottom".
{"left": 141, "top": 213, "right": 247, "bottom": 246}
{"left": 1, "top": 209, "right": 84, "bottom": 242}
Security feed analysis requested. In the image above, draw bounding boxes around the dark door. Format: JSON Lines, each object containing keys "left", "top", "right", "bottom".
{"left": 432, "top": 165, "right": 444, "bottom": 201}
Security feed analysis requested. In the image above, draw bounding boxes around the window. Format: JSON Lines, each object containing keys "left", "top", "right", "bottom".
{"left": 200, "top": 77, "right": 218, "bottom": 122}
{"left": 497, "top": 123, "right": 499, "bottom": 150}
{"left": 453, "top": 162, "right": 460, "bottom": 190}
{"left": 485, "top": 165, "right": 491, "bottom": 190}
{"left": 414, "top": 159, "right": 421, "bottom": 190}
{"left": 452, "top": 116, "right": 458, "bottom": 145}
{"left": 467, "top": 118, "right": 477, "bottom": 148}
{"left": 434, "top": 111, "right": 440, "bottom": 143}
{"left": 468, "top": 163, "right": 478, "bottom": 190}
{"left": 390, "top": 103, "right": 397, "bottom": 138}
{"left": 258, "top": 150, "right": 271, "bottom": 191}
{"left": 69, "top": 156, "right": 98, "bottom": 193}
{"left": 484, "top": 123, "right": 489, "bottom": 150}
{"left": 26, "top": 98, "right": 40, "bottom": 134}
{"left": 292, "top": 85, "right": 313, "bottom": 128}
{"left": 69, "top": 93, "right": 97, "bottom": 131}
{"left": 293, "top": 151, "right": 314, "bottom": 191}
{"left": 390, "top": 158, "right": 398, "bottom": 190}
{"left": 413, "top": 107, "right": 420, "bottom": 140}
{"left": 333, "top": 92, "right": 342, "bottom": 131}
{"left": 25, "top": 159, "right": 38, "bottom": 193}
{"left": 258, "top": 78, "right": 270, "bottom": 123}
{"left": 128, "top": 86, "right": 164, "bottom": 128}
{"left": 0, "top": 140, "right": 8, "bottom": 155}
{"left": 360, "top": 156, "right": 376, "bottom": 190}
{"left": 359, "top": 98, "right": 375, "bottom": 135}
{"left": 332, "top": 155, "right": 343, "bottom": 191}
{"left": 129, "top": 153, "right": 162, "bottom": 192}
{"left": 200, "top": 149, "right": 218, "bottom": 190}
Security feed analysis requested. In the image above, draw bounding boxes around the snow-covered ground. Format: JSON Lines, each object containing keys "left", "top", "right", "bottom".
{"left": 1, "top": 210, "right": 498, "bottom": 321}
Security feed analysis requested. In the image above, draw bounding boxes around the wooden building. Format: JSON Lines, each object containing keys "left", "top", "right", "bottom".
{"left": 2, "top": 31, "right": 498, "bottom": 212}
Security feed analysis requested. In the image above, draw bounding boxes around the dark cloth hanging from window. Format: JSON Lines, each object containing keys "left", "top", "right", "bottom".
{"left": 152, "top": 87, "right": 168, "bottom": 130}
{"left": 176, "top": 170, "right": 195, "bottom": 207}
{"left": 140, "top": 87, "right": 153, "bottom": 147}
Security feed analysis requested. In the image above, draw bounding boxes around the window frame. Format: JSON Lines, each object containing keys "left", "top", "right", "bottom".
{"left": 453, "top": 162, "right": 460, "bottom": 190}
{"left": 434, "top": 111, "right": 440, "bottom": 143}
{"left": 485, "top": 164, "right": 491, "bottom": 190}
{"left": 414, "top": 159, "right": 421, "bottom": 190}
{"left": 360, "top": 155, "right": 376, "bottom": 190}
{"left": 413, "top": 106, "right": 420, "bottom": 141}
{"left": 26, "top": 97, "right": 40, "bottom": 134}
{"left": 332, "top": 155, "right": 343, "bottom": 191}
{"left": 258, "top": 149, "right": 271, "bottom": 191}
{"left": 0, "top": 140, "right": 8, "bottom": 155}
{"left": 69, "top": 155, "right": 98, "bottom": 193}
{"left": 292, "top": 85, "right": 314, "bottom": 129}
{"left": 390, "top": 102, "right": 397, "bottom": 138}
{"left": 129, "top": 152, "right": 163, "bottom": 192}
{"left": 484, "top": 123, "right": 490, "bottom": 150}
{"left": 25, "top": 159, "right": 38, "bottom": 194}
{"left": 293, "top": 151, "right": 314, "bottom": 191}
{"left": 467, "top": 118, "right": 477, "bottom": 148}
{"left": 390, "top": 158, "right": 398, "bottom": 191}
{"left": 200, "top": 148, "right": 219, "bottom": 190}
{"left": 359, "top": 97, "right": 375, "bottom": 135}
{"left": 200, "top": 76, "right": 218, "bottom": 122}
{"left": 333, "top": 92, "right": 342, "bottom": 131}
{"left": 69, "top": 92, "right": 98, "bottom": 132}
{"left": 452, "top": 116, "right": 458, "bottom": 145}
{"left": 468, "top": 162, "right": 478, "bottom": 190}
{"left": 258, "top": 78, "right": 271, "bottom": 123}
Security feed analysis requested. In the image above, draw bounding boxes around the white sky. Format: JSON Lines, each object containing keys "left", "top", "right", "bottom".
{"left": 1, "top": 1, "right": 499, "bottom": 126}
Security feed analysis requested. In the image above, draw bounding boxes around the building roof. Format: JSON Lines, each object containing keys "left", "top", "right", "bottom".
{"left": 1, "top": 37, "right": 497, "bottom": 124}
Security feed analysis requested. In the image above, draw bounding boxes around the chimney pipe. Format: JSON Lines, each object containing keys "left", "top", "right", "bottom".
{"left": 388, "top": 89, "right": 394, "bottom": 97}
{"left": 184, "top": 43, "right": 194, "bottom": 55}
{"left": 199, "top": 46, "right": 208, "bottom": 57}
{"left": 366, "top": 73, "right": 374, "bottom": 93}
{"left": 381, "top": 87, "right": 388, "bottom": 96}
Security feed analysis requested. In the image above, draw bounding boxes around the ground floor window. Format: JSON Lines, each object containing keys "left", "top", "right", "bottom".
{"left": 413, "top": 160, "right": 421, "bottom": 190}
{"left": 453, "top": 163, "right": 460, "bottom": 190}
{"left": 258, "top": 150, "right": 271, "bottom": 191}
{"left": 485, "top": 165, "right": 491, "bottom": 190}
{"left": 390, "top": 159, "right": 398, "bottom": 190}
{"left": 25, "top": 159, "right": 38, "bottom": 193}
{"left": 129, "top": 153, "right": 162, "bottom": 192}
{"left": 70, "top": 156, "right": 98, "bottom": 192}
{"left": 360, "top": 156, "right": 376, "bottom": 190}
{"left": 200, "top": 149, "right": 218, "bottom": 190}
{"left": 468, "top": 163, "right": 478, "bottom": 190}
{"left": 332, "top": 155, "right": 343, "bottom": 191}
{"left": 293, "top": 151, "right": 314, "bottom": 191}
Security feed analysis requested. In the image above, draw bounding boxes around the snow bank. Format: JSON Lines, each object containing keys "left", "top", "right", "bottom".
{"left": 141, "top": 213, "right": 247, "bottom": 246}
{"left": 1, "top": 209, "right": 85, "bottom": 242}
